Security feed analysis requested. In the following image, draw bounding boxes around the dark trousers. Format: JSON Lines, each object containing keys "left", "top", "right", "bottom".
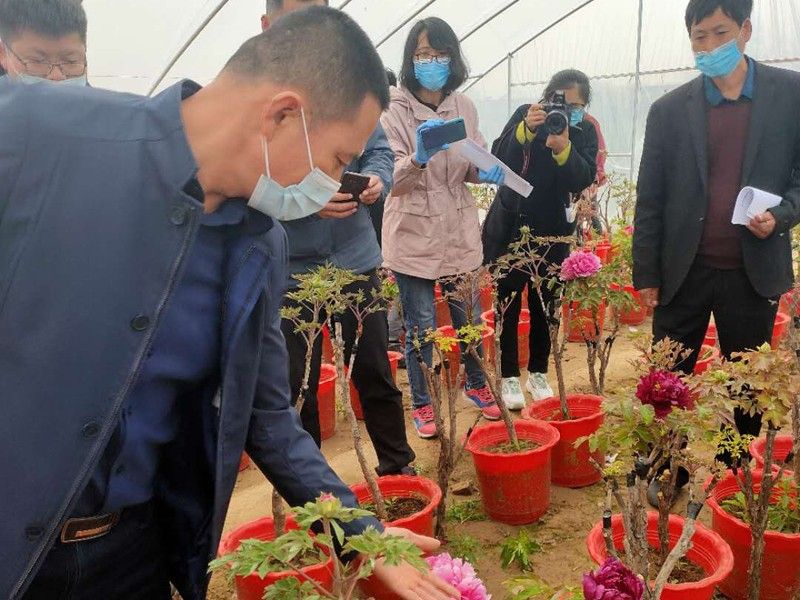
{"left": 654, "top": 263, "right": 776, "bottom": 444}
{"left": 497, "top": 245, "right": 567, "bottom": 378}
{"left": 23, "top": 502, "right": 170, "bottom": 600}
{"left": 281, "top": 269, "right": 415, "bottom": 476}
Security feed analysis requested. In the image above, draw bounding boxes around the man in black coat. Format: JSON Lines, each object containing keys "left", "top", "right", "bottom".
{"left": 634, "top": 0, "right": 800, "bottom": 437}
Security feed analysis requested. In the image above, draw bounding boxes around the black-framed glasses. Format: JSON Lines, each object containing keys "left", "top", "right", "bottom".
{"left": 5, "top": 44, "right": 86, "bottom": 78}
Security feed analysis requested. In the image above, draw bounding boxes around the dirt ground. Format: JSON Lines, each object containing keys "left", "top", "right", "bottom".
{"left": 207, "top": 319, "right": 718, "bottom": 599}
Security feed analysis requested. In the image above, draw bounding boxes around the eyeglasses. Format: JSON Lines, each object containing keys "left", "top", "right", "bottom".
{"left": 414, "top": 54, "right": 451, "bottom": 65}
{"left": 5, "top": 44, "right": 86, "bottom": 78}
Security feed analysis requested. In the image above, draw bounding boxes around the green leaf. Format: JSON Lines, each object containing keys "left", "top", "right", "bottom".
{"left": 500, "top": 529, "right": 542, "bottom": 571}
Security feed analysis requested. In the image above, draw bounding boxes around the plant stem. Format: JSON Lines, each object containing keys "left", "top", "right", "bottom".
{"left": 272, "top": 489, "right": 287, "bottom": 537}
{"left": 333, "top": 322, "right": 387, "bottom": 522}
{"left": 273, "top": 556, "right": 337, "bottom": 599}
{"left": 322, "top": 519, "right": 342, "bottom": 597}
{"left": 747, "top": 427, "right": 778, "bottom": 600}
{"left": 469, "top": 347, "right": 517, "bottom": 446}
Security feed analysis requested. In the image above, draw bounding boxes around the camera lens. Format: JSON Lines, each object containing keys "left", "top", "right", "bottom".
{"left": 545, "top": 111, "right": 568, "bottom": 136}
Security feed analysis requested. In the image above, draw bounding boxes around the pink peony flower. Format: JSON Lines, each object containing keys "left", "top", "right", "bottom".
{"left": 583, "top": 558, "right": 644, "bottom": 600}
{"left": 624, "top": 225, "right": 635, "bottom": 236}
{"left": 425, "top": 553, "right": 489, "bottom": 600}
{"left": 635, "top": 369, "right": 692, "bottom": 419}
{"left": 561, "top": 251, "right": 602, "bottom": 281}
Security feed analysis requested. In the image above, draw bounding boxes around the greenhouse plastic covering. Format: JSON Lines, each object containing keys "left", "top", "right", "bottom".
{"left": 85, "top": 0, "right": 800, "bottom": 176}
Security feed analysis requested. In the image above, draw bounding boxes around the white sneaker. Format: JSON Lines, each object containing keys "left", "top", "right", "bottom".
{"left": 526, "top": 372, "right": 554, "bottom": 401}
{"left": 501, "top": 377, "right": 526, "bottom": 411}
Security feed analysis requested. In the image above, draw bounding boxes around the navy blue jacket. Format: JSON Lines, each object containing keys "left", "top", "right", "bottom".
{"left": 0, "top": 80, "right": 379, "bottom": 599}
{"left": 281, "top": 125, "right": 393, "bottom": 287}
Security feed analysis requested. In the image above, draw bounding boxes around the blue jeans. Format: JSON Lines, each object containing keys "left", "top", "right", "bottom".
{"left": 395, "top": 272, "right": 486, "bottom": 409}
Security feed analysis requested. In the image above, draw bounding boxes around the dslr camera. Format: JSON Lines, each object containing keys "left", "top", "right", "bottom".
{"left": 541, "top": 90, "right": 571, "bottom": 136}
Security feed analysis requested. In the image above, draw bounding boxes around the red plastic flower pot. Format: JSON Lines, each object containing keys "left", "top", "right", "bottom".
{"left": 321, "top": 325, "right": 334, "bottom": 364}
{"left": 586, "top": 512, "right": 734, "bottom": 600}
{"left": 693, "top": 345, "right": 719, "bottom": 375}
{"left": 522, "top": 395, "right": 604, "bottom": 488}
{"left": 480, "top": 309, "right": 531, "bottom": 368}
{"left": 779, "top": 288, "right": 800, "bottom": 315}
{"left": 595, "top": 240, "right": 612, "bottom": 265}
{"left": 563, "top": 301, "right": 606, "bottom": 343}
{"left": 704, "top": 322, "right": 717, "bottom": 348}
{"left": 749, "top": 435, "right": 795, "bottom": 473}
{"left": 317, "top": 364, "right": 337, "bottom": 440}
{"left": 217, "top": 516, "right": 334, "bottom": 600}
{"left": 480, "top": 282, "right": 494, "bottom": 312}
{"left": 238, "top": 453, "right": 251, "bottom": 472}
{"left": 350, "top": 475, "right": 443, "bottom": 536}
{"left": 771, "top": 311, "right": 790, "bottom": 349}
{"left": 707, "top": 470, "right": 800, "bottom": 599}
{"left": 437, "top": 325, "right": 495, "bottom": 387}
{"left": 466, "top": 419, "right": 560, "bottom": 525}
{"left": 349, "top": 352, "right": 403, "bottom": 421}
{"left": 434, "top": 284, "right": 452, "bottom": 328}
{"left": 612, "top": 284, "right": 648, "bottom": 326}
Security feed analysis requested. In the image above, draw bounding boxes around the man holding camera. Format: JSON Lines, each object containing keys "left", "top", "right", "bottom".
{"left": 485, "top": 70, "right": 598, "bottom": 409}
{"left": 634, "top": 0, "right": 800, "bottom": 434}
{"left": 261, "top": 0, "right": 416, "bottom": 477}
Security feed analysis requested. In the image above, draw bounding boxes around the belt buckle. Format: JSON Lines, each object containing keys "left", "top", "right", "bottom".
{"left": 60, "top": 512, "right": 120, "bottom": 544}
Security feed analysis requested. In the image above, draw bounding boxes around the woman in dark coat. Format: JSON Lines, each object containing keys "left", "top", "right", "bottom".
{"left": 484, "top": 69, "right": 598, "bottom": 409}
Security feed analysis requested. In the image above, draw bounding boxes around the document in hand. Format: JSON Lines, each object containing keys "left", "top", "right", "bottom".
{"left": 456, "top": 139, "right": 534, "bottom": 198}
{"left": 732, "top": 187, "right": 782, "bottom": 225}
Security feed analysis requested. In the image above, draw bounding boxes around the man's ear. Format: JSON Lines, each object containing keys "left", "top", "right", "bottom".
{"left": 741, "top": 18, "right": 753, "bottom": 45}
{"left": 261, "top": 92, "right": 304, "bottom": 141}
{"left": 261, "top": 15, "right": 270, "bottom": 32}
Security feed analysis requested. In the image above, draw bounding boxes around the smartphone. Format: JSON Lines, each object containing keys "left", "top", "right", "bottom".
{"left": 338, "top": 171, "right": 371, "bottom": 201}
{"left": 420, "top": 117, "right": 467, "bottom": 152}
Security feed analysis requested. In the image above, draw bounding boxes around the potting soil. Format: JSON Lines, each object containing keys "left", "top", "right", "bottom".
{"left": 484, "top": 439, "right": 540, "bottom": 454}
{"left": 362, "top": 496, "right": 428, "bottom": 522}
{"left": 619, "top": 548, "right": 706, "bottom": 584}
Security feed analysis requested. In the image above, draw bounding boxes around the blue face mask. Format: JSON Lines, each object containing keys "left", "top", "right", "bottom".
{"left": 247, "top": 107, "right": 340, "bottom": 222}
{"left": 695, "top": 37, "right": 743, "bottom": 78}
{"left": 570, "top": 107, "right": 585, "bottom": 127}
{"left": 414, "top": 60, "right": 451, "bottom": 92}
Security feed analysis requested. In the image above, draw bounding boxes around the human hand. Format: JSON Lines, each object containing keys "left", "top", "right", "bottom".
{"left": 373, "top": 527, "right": 459, "bottom": 600}
{"left": 546, "top": 126, "right": 570, "bottom": 155}
{"left": 524, "top": 103, "right": 547, "bottom": 132}
{"left": 478, "top": 165, "right": 505, "bottom": 186}
{"left": 318, "top": 193, "right": 358, "bottom": 219}
{"left": 747, "top": 211, "right": 777, "bottom": 239}
{"left": 639, "top": 287, "right": 660, "bottom": 309}
{"left": 414, "top": 119, "right": 449, "bottom": 166}
{"left": 360, "top": 174, "right": 383, "bottom": 205}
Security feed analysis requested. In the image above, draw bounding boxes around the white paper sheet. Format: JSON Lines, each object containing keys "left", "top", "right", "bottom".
{"left": 456, "top": 139, "right": 534, "bottom": 198}
{"left": 732, "top": 186, "right": 782, "bottom": 225}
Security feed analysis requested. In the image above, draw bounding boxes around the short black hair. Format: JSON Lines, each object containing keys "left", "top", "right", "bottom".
{"left": 0, "top": 0, "right": 87, "bottom": 45}
{"left": 542, "top": 69, "right": 592, "bottom": 105}
{"left": 400, "top": 17, "right": 468, "bottom": 95}
{"left": 226, "top": 6, "right": 389, "bottom": 121}
{"left": 685, "top": 0, "right": 753, "bottom": 33}
{"left": 386, "top": 69, "right": 397, "bottom": 87}
{"left": 265, "top": 0, "right": 328, "bottom": 16}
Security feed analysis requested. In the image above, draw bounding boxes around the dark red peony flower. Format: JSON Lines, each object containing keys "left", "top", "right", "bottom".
{"left": 583, "top": 558, "right": 644, "bottom": 600}
{"left": 635, "top": 369, "right": 692, "bottom": 419}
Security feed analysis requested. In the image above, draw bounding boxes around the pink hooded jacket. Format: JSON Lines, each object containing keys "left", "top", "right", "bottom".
{"left": 380, "top": 86, "right": 486, "bottom": 280}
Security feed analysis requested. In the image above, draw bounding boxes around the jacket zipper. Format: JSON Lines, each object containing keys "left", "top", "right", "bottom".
{"left": 10, "top": 208, "right": 200, "bottom": 599}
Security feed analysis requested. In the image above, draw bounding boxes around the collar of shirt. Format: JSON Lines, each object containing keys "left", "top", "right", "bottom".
{"left": 704, "top": 56, "right": 756, "bottom": 106}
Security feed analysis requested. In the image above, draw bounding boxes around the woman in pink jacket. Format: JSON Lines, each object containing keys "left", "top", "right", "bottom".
{"left": 381, "top": 17, "right": 504, "bottom": 439}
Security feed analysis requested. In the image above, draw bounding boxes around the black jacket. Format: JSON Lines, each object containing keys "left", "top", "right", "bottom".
{"left": 633, "top": 63, "right": 800, "bottom": 305}
{"left": 482, "top": 104, "right": 597, "bottom": 262}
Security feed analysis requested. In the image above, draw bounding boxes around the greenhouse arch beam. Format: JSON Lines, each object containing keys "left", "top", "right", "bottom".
{"left": 462, "top": 0, "right": 597, "bottom": 93}
{"left": 375, "top": 0, "right": 439, "bottom": 48}
{"left": 146, "top": 0, "right": 231, "bottom": 96}
{"left": 459, "top": 0, "right": 522, "bottom": 43}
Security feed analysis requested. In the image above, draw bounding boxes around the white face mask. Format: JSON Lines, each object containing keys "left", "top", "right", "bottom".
{"left": 248, "top": 107, "right": 340, "bottom": 222}
{"left": 17, "top": 73, "right": 87, "bottom": 86}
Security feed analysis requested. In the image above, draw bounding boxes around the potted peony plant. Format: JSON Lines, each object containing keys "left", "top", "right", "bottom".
{"left": 585, "top": 337, "right": 734, "bottom": 600}
{"left": 696, "top": 344, "right": 800, "bottom": 600}
{"left": 212, "top": 494, "right": 430, "bottom": 600}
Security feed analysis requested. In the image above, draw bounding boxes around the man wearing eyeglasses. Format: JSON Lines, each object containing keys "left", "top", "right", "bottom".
{"left": 0, "top": 0, "right": 88, "bottom": 86}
